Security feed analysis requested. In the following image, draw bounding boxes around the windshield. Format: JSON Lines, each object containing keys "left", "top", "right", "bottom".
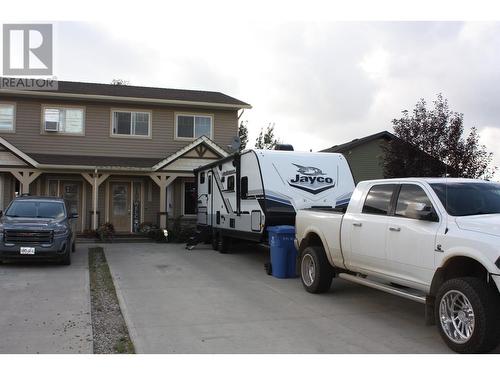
{"left": 5, "top": 200, "right": 66, "bottom": 219}
{"left": 430, "top": 182, "right": 500, "bottom": 216}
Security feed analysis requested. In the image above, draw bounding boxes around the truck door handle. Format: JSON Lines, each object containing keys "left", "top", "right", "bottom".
{"left": 389, "top": 226, "right": 401, "bottom": 232}
{"left": 352, "top": 222, "right": 362, "bottom": 227}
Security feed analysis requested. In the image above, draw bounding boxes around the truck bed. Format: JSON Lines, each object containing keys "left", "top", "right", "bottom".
{"left": 295, "top": 209, "right": 345, "bottom": 267}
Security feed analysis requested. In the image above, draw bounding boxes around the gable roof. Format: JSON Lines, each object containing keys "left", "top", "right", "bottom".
{"left": 321, "top": 131, "right": 396, "bottom": 153}
{"left": 0, "top": 80, "right": 251, "bottom": 110}
{"left": 0, "top": 136, "right": 228, "bottom": 171}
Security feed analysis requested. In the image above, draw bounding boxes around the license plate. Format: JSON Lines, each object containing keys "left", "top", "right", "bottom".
{"left": 20, "top": 247, "right": 35, "bottom": 255}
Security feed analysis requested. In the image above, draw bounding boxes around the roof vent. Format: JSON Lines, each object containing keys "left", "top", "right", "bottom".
{"left": 274, "top": 144, "right": 294, "bottom": 151}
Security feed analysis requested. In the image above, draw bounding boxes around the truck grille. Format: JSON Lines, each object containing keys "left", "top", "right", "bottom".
{"left": 4, "top": 230, "right": 53, "bottom": 244}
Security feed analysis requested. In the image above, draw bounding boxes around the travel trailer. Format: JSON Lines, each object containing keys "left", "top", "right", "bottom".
{"left": 191, "top": 149, "right": 355, "bottom": 252}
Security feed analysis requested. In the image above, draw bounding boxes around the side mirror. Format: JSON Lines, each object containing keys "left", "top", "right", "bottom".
{"left": 406, "top": 203, "right": 438, "bottom": 222}
{"left": 70, "top": 212, "right": 79, "bottom": 219}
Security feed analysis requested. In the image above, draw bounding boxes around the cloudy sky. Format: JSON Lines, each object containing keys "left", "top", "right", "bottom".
{"left": 47, "top": 20, "right": 500, "bottom": 165}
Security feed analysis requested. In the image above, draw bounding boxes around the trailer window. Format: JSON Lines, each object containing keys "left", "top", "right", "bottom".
{"left": 199, "top": 172, "right": 205, "bottom": 184}
{"left": 362, "top": 184, "right": 397, "bottom": 216}
{"left": 226, "top": 175, "right": 235, "bottom": 192}
{"left": 241, "top": 176, "right": 248, "bottom": 199}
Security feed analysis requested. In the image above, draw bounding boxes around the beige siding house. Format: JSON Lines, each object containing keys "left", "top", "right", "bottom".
{"left": 0, "top": 81, "right": 250, "bottom": 233}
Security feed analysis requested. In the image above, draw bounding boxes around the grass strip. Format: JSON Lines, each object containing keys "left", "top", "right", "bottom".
{"left": 89, "top": 247, "right": 135, "bottom": 354}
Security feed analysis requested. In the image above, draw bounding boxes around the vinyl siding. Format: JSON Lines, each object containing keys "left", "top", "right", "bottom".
{"left": 0, "top": 97, "right": 238, "bottom": 159}
{"left": 342, "top": 139, "right": 387, "bottom": 184}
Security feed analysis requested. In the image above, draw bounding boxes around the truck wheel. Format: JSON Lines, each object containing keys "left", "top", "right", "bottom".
{"left": 217, "top": 236, "right": 230, "bottom": 254}
{"left": 435, "top": 277, "right": 500, "bottom": 353}
{"left": 300, "top": 246, "right": 333, "bottom": 293}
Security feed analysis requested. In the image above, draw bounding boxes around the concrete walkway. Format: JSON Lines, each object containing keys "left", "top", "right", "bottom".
{"left": 0, "top": 246, "right": 93, "bottom": 353}
{"left": 105, "top": 243, "right": 459, "bottom": 354}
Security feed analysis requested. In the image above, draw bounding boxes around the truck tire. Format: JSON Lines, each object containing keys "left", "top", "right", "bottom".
{"left": 300, "top": 246, "right": 333, "bottom": 293}
{"left": 435, "top": 277, "right": 500, "bottom": 353}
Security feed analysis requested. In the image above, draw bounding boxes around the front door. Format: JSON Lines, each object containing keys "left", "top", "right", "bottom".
{"left": 60, "top": 181, "right": 82, "bottom": 232}
{"left": 385, "top": 183, "right": 441, "bottom": 287}
{"left": 110, "top": 182, "right": 131, "bottom": 232}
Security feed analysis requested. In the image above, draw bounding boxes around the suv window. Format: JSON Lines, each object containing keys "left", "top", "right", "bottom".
{"left": 5, "top": 200, "right": 66, "bottom": 219}
{"left": 362, "top": 184, "right": 396, "bottom": 215}
{"left": 395, "top": 184, "right": 435, "bottom": 220}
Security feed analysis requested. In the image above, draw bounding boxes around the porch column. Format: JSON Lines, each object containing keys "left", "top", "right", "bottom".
{"left": 150, "top": 174, "right": 176, "bottom": 229}
{"left": 10, "top": 170, "right": 41, "bottom": 195}
{"left": 81, "top": 171, "right": 109, "bottom": 230}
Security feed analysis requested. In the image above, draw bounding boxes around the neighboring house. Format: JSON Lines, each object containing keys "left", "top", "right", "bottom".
{"left": 321, "top": 130, "right": 450, "bottom": 184}
{"left": 321, "top": 131, "right": 394, "bottom": 183}
{"left": 0, "top": 81, "right": 250, "bottom": 233}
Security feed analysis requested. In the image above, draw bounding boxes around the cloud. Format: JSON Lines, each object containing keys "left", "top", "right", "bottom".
{"left": 53, "top": 21, "right": 500, "bottom": 170}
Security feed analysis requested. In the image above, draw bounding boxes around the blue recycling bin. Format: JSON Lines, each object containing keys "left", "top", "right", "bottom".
{"left": 267, "top": 225, "right": 298, "bottom": 279}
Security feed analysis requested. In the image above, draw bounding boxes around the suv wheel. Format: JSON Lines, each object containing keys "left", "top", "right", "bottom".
{"left": 300, "top": 246, "right": 333, "bottom": 293}
{"left": 435, "top": 277, "right": 500, "bottom": 353}
{"left": 61, "top": 246, "right": 71, "bottom": 266}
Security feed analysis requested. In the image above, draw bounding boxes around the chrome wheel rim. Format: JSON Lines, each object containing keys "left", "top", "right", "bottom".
{"left": 439, "top": 290, "right": 475, "bottom": 344}
{"left": 301, "top": 254, "right": 316, "bottom": 287}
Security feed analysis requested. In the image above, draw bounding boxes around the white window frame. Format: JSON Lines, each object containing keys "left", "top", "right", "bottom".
{"left": 175, "top": 112, "right": 213, "bottom": 140}
{"left": 110, "top": 109, "right": 152, "bottom": 138}
{"left": 41, "top": 104, "right": 85, "bottom": 136}
{"left": 181, "top": 180, "right": 197, "bottom": 216}
{"left": 0, "top": 102, "right": 16, "bottom": 133}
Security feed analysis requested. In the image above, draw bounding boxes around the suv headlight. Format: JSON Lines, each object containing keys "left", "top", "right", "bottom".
{"left": 54, "top": 226, "right": 69, "bottom": 235}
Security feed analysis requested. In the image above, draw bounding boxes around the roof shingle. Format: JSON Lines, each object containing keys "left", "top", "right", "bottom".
{"left": 11, "top": 80, "right": 251, "bottom": 108}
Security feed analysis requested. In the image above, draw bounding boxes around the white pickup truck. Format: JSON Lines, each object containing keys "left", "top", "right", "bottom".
{"left": 295, "top": 178, "right": 500, "bottom": 353}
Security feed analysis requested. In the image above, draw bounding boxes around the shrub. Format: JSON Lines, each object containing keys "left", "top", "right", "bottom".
{"left": 97, "top": 222, "right": 115, "bottom": 242}
{"left": 167, "top": 216, "right": 196, "bottom": 243}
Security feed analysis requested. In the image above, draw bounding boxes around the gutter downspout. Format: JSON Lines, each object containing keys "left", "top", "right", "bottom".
{"left": 93, "top": 168, "right": 98, "bottom": 230}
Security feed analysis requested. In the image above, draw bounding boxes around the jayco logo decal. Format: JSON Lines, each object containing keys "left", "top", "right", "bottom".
{"left": 288, "top": 163, "right": 335, "bottom": 194}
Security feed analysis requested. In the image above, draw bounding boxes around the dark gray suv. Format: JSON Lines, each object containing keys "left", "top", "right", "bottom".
{"left": 0, "top": 196, "right": 78, "bottom": 265}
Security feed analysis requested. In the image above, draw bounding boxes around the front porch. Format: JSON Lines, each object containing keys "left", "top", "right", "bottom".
{"left": 0, "top": 135, "right": 228, "bottom": 233}
{"left": 0, "top": 170, "right": 195, "bottom": 233}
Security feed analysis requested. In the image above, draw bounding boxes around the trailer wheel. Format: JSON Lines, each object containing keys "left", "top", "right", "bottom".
{"left": 211, "top": 233, "right": 218, "bottom": 251}
{"left": 300, "top": 246, "right": 333, "bottom": 293}
{"left": 435, "top": 277, "right": 500, "bottom": 353}
{"left": 217, "top": 235, "right": 230, "bottom": 254}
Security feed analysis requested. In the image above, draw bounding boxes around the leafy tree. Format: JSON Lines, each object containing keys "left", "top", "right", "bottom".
{"left": 238, "top": 120, "right": 248, "bottom": 151}
{"left": 384, "top": 94, "right": 496, "bottom": 179}
{"left": 255, "top": 123, "right": 278, "bottom": 150}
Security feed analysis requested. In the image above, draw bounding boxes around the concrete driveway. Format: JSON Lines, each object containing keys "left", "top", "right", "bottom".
{"left": 0, "top": 246, "right": 93, "bottom": 354}
{"left": 105, "top": 243, "right": 463, "bottom": 354}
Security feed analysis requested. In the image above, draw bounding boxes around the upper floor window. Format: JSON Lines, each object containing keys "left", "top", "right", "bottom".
{"left": 175, "top": 113, "right": 213, "bottom": 140}
{"left": 0, "top": 103, "right": 15, "bottom": 132}
{"left": 43, "top": 106, "right": 84, "bottom": 134}
{"left": 111, "top": 110, "right": 151, "bottom": 137}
